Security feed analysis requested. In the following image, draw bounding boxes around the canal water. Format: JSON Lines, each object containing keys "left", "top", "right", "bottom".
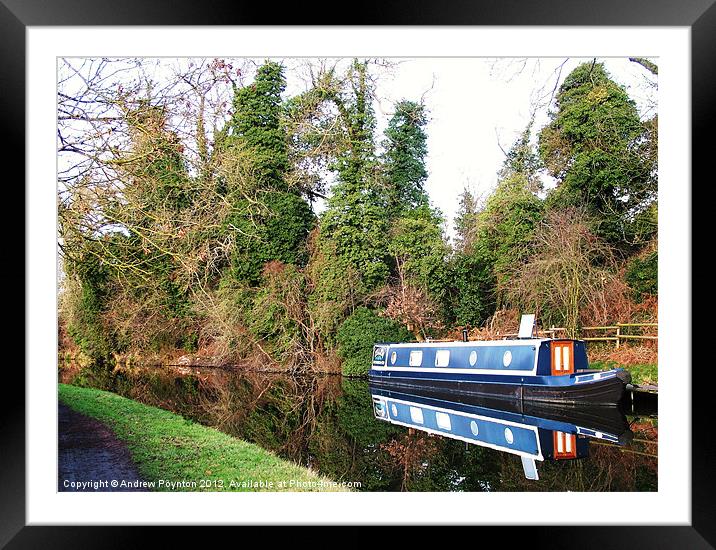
{"left": 61, "top": 364, "right": 657, "bottom": 491}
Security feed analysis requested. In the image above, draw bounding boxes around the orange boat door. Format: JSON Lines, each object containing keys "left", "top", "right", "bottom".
{"left": 551, "top": 340, "right": 575, "bottom": 375}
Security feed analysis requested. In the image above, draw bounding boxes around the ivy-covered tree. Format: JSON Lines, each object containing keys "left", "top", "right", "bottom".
{"left": 307, "top": 60, "right": 392, "bottom": 350}
{"left": 384, "top": 204, "right": 450, "bottom": 339}
{"left": 538, "top": 61, "right": 656, "bottom": 249}
{"left": 319, "top": 60, "right": 389, "bottom": 292}
{"left": 382, "top": 100, "right": 430, "bottom": 217}
{"left": 477, "top": 174, "right": 544, "bottom": 292}
{"left": 92, "top": 102, "right": 197, "bottom": 352}
{"left": 229, "top": 62, "right": 290, "bottom": 189}
{"left": 222, "top": 61, "right": 315, "bottom": 284}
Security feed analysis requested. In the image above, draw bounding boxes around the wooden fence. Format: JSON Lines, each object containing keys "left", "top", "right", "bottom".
{"left": 540, "top": 323, "right": 658, "bottom": 348}
{"left": 438, "top": 322, "right": 658, "bottom": 346}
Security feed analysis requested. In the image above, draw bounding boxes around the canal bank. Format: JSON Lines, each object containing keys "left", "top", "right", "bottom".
{"left": 58, "top": 384, "right": 352, "bottom": 492}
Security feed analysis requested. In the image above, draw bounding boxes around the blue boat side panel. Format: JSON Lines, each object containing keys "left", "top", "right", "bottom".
{"left": 574, "top": 341, "right": 588, "bottom": 370}
{"left": 370, "top": 368, "right": 621, "bottom": 387}
{"left": 385, "top": 344, "right": 538, "bottom": 371}
{"left": 536, "top": 341, "right": 552, "bottom": 375}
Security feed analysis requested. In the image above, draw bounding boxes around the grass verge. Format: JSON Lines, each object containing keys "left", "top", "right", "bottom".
{"left": 591, "top": 361, "right": 658, "bottom": 386}
{"left": 58, "top": 383, "right": 350, "bottom": 491}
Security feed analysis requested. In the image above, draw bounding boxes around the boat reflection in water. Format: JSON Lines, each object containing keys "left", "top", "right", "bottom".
{"left": 370, "top": 384, "right": 633, "bottom": 480}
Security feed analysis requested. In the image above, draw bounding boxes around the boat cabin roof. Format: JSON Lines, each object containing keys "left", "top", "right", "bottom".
{"left": 382, "top": 338, "right": 554, "bottom": 348}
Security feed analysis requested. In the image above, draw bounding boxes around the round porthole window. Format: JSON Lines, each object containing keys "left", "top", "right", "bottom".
{"left": 391, "top": 404, "right": 398, "bottom": 417}
{"left": 470, "top": 420, "right": 479, "bottom": 436}
{"left": 469, "top": 350, "right": 477, "bottom": 366}
{"left": 504, "top": 427, "right": 514, "bottom": 444}
{"left": 502, "top": 350, "right": 512, "bottom": 367}
{"left": 390, "top": 351, "right": 397, "bottom": 365}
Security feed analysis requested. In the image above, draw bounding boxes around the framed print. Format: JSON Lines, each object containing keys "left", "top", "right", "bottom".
{"left": 8, "top": 0, "right": 709, "bottom": 546}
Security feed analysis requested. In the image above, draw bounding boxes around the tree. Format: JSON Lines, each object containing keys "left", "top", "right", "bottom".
{"left": 476, "top": 174, "right": 544, "bottom": 292}
{"left": 538, "top": 61, "right": 656, "bottom": 249}
{"left": 504, "top": 208, "right": 618, "bottom": 337}
{"left": 335, "top": 307, "right": 412, "bottom": 376}
{"left": 499, "top": 122, "right": 542, "bottom": 193}
{"left": 308, "top": 60, "right": 391, "bottom": 346}
{"left": 319, "top": 60, "right": 389, "bottom": 292}
{"left": 375, "top": 100, "right": 449, "bottom": 336}
{"left": 454, "top": 187, "right": 481, "bottom": 253}
{"left": 382, "top": 100, "right": 430, "bottom": 217}
{"left": 381, "top": 206, "right": 448, "bottom": 339}
{"left": 223, "top": 61, "right": 315, "bottom": 285}
{"left": 449, "top": 128, "right": 544, "bottom": 327}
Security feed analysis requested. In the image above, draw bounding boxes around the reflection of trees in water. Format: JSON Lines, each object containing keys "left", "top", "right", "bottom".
{"left": 193, "top": 370, "right": 342, "bottom": 462}
{"left": 382, "top": 429, "right": 439, "bottom": 491}
{"left": 377, "top": 432, "right": 504, "bottom": 492}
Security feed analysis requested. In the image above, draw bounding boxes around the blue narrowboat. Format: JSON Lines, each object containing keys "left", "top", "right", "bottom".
{"left": 370, "top": 385, "right": 632, "bottom": 480}
{"left": 370, "top": 316, "right": 631, "bottom": 405}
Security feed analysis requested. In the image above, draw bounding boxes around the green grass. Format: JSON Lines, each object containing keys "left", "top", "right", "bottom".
{"left": 58, "top": 384, "right": 351, "bottom": 491}
{"left": 590, "top": 361, "right": 658, "bottom": 386}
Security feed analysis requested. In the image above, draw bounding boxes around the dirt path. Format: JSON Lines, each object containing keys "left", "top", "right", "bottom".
{"left": 58, "top": 403, "right": 147, "bottom": 491}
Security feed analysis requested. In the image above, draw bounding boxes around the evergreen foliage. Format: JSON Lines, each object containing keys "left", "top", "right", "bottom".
{"left": 382, "top": 100, "right": 430, "bottom": 217}
{"left": 320, "top": 60, "right": 389, "bottom": 292}
{"left": 63, "top": 249, "right": 112, "bottom": 359}
{"left": 449, "top": 129, "right": 544, "bottom": 327}
{"left": 336, "top": 307, "right": 412, "bottom": 376}
{"left": 538, "top": 61, "right": 656, "bottom": 248}
{"left": 224, "top": 61, "right": 315, "bottom": 284}
{"left": 625, "top": 250, "right": 658, "bottom": 302}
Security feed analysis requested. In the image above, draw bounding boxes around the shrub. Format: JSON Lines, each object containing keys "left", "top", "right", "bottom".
{"left": 336, "top": 307, "right": 412, "bottom": 376}
{"left": 625, "top": 250, "right": 657, "bottom": 302}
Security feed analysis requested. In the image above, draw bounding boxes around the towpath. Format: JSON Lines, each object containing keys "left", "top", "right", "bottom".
{"left": 58, "top": 403, "right": 146, "bottom": 491}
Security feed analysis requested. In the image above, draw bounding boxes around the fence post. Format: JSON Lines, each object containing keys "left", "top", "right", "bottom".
{"left": 616, "top": 324, "right": 621, "bottom": 349}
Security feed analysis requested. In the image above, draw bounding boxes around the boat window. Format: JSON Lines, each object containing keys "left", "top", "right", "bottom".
{"left": 435, "top": 350, "right": 450, "bottom": 367}
{"left": 469, "top": 350, "right": 478, "bottom": 366}
{"left": 502, "top": 350, "right": 512, "bottom": 367}
{"left": 409, "top": 350, "right": 423, "bottom": 366}
{"left": 504, "top": 428, "right": 514, "bottom": 444}
{"left": 390, "top": 351, "right": 397, "bottom": 365}
{"left": 470, "top": 420, "right": 479, "bottom": 436}
{"left": 409, "top": 407, "right": 424, "bottom": 424}
{"left": 436, "top": 412, "right": 451, "bottom": 431}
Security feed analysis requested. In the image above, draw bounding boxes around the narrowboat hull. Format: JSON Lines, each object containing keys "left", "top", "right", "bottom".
{"left": 370, "top": 338, "right": 630, "bottom": 405}
{"left": 368, "top": 368, "right": 630, "bottom": 405}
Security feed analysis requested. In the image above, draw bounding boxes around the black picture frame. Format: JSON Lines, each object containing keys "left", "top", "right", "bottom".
{"left": 7, "top": 0, "right": 707, "bottom": 546}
